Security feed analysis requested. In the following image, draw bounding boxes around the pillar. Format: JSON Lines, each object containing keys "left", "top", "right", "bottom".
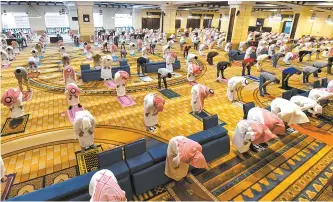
{"left": 76, "top": 1, "right": 94, "bottom": 41}
{"left": 200, "top": 15, "right": 204, "bottom": 29}
{"left": 160, "top": 4, "right": 178, "bottom": 35}
{"left": 132, "top": 8, "right": 142, "bottom": 29}
{"left": 219, "top": 9, "right": 230, "bottom": 33}
{"left": 293, "top": 8, "right": 313, "bottom": 39}
{"left": 228, "top": 1, "right": 254, "bottom": 48}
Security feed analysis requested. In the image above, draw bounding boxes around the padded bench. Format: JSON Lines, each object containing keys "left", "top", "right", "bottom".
{"left": 145, "top": 60, "right": 181, "bottom": 73}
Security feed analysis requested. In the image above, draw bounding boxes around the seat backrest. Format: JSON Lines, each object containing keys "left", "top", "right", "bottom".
{"left": 98, "top": 147, "right": 123, "bottom": 168}
{"left": 282, "top": 90, "right": 292, "bottom": 101}
{"left": 203, "top": 114, "right": 219, "bottom": 130}
{"left": 322, "top": 78, "right": 328, "bottom": 88}
{"left": 313, "top": 80, "right": 321, "bottom": 88}
{"left": 124, "top": 139, "right": 146, "bottom": 159}
{"left": 290, "top": 88, "right": 298, "bottom": 97}
{"left": 80, "top": 64, "right": 90, "bottom": 71}
{"left": 243, "top": 102, "right": 255, "bottom": 119}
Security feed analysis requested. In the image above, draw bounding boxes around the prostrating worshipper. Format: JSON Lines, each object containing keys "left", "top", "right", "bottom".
{"left": 206, "top": 51, "right": 219, "bottom": 65}
{"left": 93, "top": 54, "right": 102, "bottom": 69}
{"left": 187, "top": 63, "right": 202, "bottom": 82}
{"left": 137, "top": 56, "right": 147, "bottom": 76}
{"left": 6, "top": 46, "right": 14, "bottom": 61}
{"left": 270, "top": 98, "right": 309, "bottom": 125}
{"left": 259, "top": 72, "right": 280, "bottom": 97}
{"left": 144, "top": 93, "right": 165, "bottom": 132}
{"left": 272, "top": 52, "right": 285, "bottom": 68}
{"left": 232, "top": 120, "right": 277, "bottom": 153}
{"left": 158, "top": 68, "right": 172, "bottom": 90}
{"left": 290, "top": 95, "right": 322, "bottom": 117}
{"left": 165, "top": 136, "right": 208, "bottom": 181}
{"left": 244, "top": 46, "right": 256, "bottom": 60}
{"left": 216, "top": 61, "right": 231, "bottom": 81}
{"left": 14, "top": 67, "right": 31, "bottom": 92}
{"left": 227, "top": 76, "right": 249, "bottom": 102}
{"left": 65, "top": 83, "right": 82, "bottom": 110}
{"left": 281, "top": 67, "right": 302, "bottom": 89}
{"left": 191, "top": 84, "right": 214, "bottom": 113}
{"left": 63, "top": 65, "right": 77, "bottom": 85}
{"left": 256, "top": 54, "right": 270, "bottom": 72}
{"left": 242, "top": 58, "right": 256, "bottom": 76}
{"left": 283, "top": 52, "right": 298, "bottom": 65}
{"left": 74, "top": 110, "right": 97, "bottom": 152}
{"left": 1, "top": 50, "right": 10, "bottom": 68}
{"left": 114, "top": 71, "right": 130, "bottom": 97}
{"left": 101, "top": 55, "right": 113, "bottom": 81}
{"left": 302, "top": 66, "right": 321, "bottom": 83}
{"left": 198, "top": 43, "right": 207, "bottom": 56}
{"left": 247, "top": 107, "right": 286, "bottom": 135}
{"left": 89, "top": 169, "right": 127, "bottom": 202}
{"left": 27, "top": 57, "right": 38, "bottom": 73}
{"left": 299, "top": 50, "right": 312, "bottom": 62}
{"left": 166, "top": 52, "right": 177, "bottom": 72}
{"left": 308, "top": 88, "right": 333, "bottom": 102}
{"left": 86, "top": 44, "right": 93, "bottom": 60}
{"left": 1, "top": 88, "right": 24, "bottom": 119}
{"left": 0, "top": 156, "right": 7, "bottom": 183}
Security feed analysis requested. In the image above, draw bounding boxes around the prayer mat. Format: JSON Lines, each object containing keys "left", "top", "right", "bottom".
{"left": 1, "top": 173, "right": 16, "bottom": 201}
{"left": 290, "top": 124, "right": 333, "bottom": 146}
{"left": 171, "top": 72, "right": 182, "bottom": 78}
{"left": 159, "top": 89, "right": 180, "bottom": 99}
{"left": 1, "top": 114, "right": 29, "bottom": 137}
{"left": 22, "top": 91, "right": 33, "bottom": 102}
{"left": 75, "top": 145, "right": 103, "bottom": 175}
{"left": 133, "top": 185, "right": 170, "bottom": 201}
{"left": 190, "top": 110, "right": 226, "bottom": 126}
{"left": 313, "top": 181, "right": 333, "bottom": 201}
{"left": 117, "top": 95, "right": 136, "bottom": 107}
{"left": 139, "top": 76, "right": 153, "bottom": 82}
{"left": 67, "top": 107, "right": 85, "bottom": 124}
{"left": 244, "top": 75, "right": 260, "bottom": 82}
{"left": 28, "top": 72, "right": 40, "bottom": 78}
{"left": 44, "top": 166, "right": 77, "bottom": 187}
{"left": 8, "top": 177, "right": 44, "bottom": 199}
{"left": 104, "top": 80, "right": 116, "bottom": 89}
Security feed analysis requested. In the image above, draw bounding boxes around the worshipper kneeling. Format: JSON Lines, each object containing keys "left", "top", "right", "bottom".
{"left": 206, "top": 51, "right": 219, "bottom": 65}
{"left": 270, "top": 98, "right": 309, "bottom": 125}
{"left": 158, "top": 68, "right": 172, "bottom": 90}
{"left": 259, "top": 72, "right": 280, "bottom": 97}
{"left": 232, "top": 120, "right": 277, "bottom": 154}
{"left": 165, "top": 136, "right": 208, "bottom": 181}
{"left": 308, "top": 88, "right": 333, "bottom": 103}
{"left": 144, "top": 93, "right": 165, "bottom": 132}
{"left": 241, "top": 58, "right": 256, "bottom": 76}
{"left": 302, "top": 66, "right": 321, "bottom": 83}
{"left": 281, "top": 67, "right": 302, "bottom": 89}
{"left": 216, "top": 61, "right": 231, "bottom": 81}
{"left": 89, "top": 169, "right": 127, "bottom": 201}
{"left": 191, "top": 84, "right": 214, "bottom": 113}
{"left": 247, "top": 107, "right": 286, "bottom": 135}
{"left": 1, "top": 88, "right": 24, "bottom": 119}
{"left": 114, "top": 71, "right": 130, "bottom": 97}
{"left": 227, "top": 77, "right": 249, "bottom": 102}
{"left": 65, "top": 83, "right": 82, "bottom": 110}
{"left": 290, "top": 95, "right": 322, "bottom": 118}
{"left": 74, "top": 110, "right": 96, "bottom": 153}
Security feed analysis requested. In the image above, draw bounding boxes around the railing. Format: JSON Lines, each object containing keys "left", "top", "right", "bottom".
{"left": 46, "top": 27, "right": 70, "bottom": 34}
{"left": 2, "top": 28, "right": 31, "bottom": 34}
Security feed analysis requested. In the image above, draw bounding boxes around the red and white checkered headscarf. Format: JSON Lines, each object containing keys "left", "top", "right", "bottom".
{"left": 89, "top": 169, "right": 127, "bottom": 202}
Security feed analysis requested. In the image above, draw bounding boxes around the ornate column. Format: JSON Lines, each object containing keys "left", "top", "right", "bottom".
{"left": 160, "top": 4, "right": 178, "bottom": 35}
{"left": 76, "top": 1, "right": 94, "bottom": 41}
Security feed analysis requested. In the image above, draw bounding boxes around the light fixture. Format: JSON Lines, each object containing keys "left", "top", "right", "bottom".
{"left": 310, "top": 13, "right": 316, "bottom": 22}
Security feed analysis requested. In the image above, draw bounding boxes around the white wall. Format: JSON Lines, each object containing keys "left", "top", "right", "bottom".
{"left": 93, "top": 7, "right": 132, "bottom": 29}
{"left": 1, "top": 4, "right": 79, "bottom": 31}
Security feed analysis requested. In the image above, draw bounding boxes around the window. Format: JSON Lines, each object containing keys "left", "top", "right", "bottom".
{"left": 1, "top": 13, "right": 30, "bottom": 29}
{"left": 93, "top": 13, "right": 103, "bottom": 27}
{"left": 114, "top": 14, "right": 132, "bottom": 27}
{"left": 45, "top": 13, "right": 69, "bottom": 28}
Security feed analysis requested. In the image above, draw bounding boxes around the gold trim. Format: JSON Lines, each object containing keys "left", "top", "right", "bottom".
{"left": 187, "top": 174, "right": 219, "bottom": 201}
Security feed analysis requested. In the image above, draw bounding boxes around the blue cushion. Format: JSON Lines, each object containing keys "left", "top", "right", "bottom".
{"left": 188, "top": 130, "right": 214, "bottom": 145}
{"left": 300, "top": 91, "right": 310, "bottom": 97}
{"left": 148, "top": 143, "right": 168, "bottom": 163}
{"left": 322, "top": 78, "right": 328, "bottom": 87}
{"left": 282, "top": 90, "right": 292, "bottom": 101}
{"left": 202, "top": 136, "right": 230, "bottom": 162}
{"left": 69, "top": 193, "right": 90, "bottom": 201}
{"left": 80, "top": 64, "right": 90, "bottom": 71}
{"left": 207, "top": 125, "right": 228, "bottom": 139}
{"left": 313, "top": 80, "right": 321, "bottom": 88}
{"left": 98, "top": 147, "right": 123, "bottom": 168}
{"left": 131, "top": 161, "right": 171, "bottom": 195}
{"left": 119, "top": 59, "right": 128, "bottom": 66}
{"left": 7, "top": 170, "right": 97, "bottom": 201}
{"left": 118, "top": 176, "right": 133, "bottom": 200}
{"left": 203, "top": 114, "right": 218, "bottom": 130}
{"left": 107, "top": 160, "right": 129, "bottom": 180}
{"left": 290, "top": 88, "right": 298, "bottom": 97}
{"left": 243, "top": 102, "right": 255, "bottom": 119}
{"left": 126, "top": 152, "right": 153, "bottom": 173}
{"left": 124, "top": 139, "right": 146, "bottom": 159}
